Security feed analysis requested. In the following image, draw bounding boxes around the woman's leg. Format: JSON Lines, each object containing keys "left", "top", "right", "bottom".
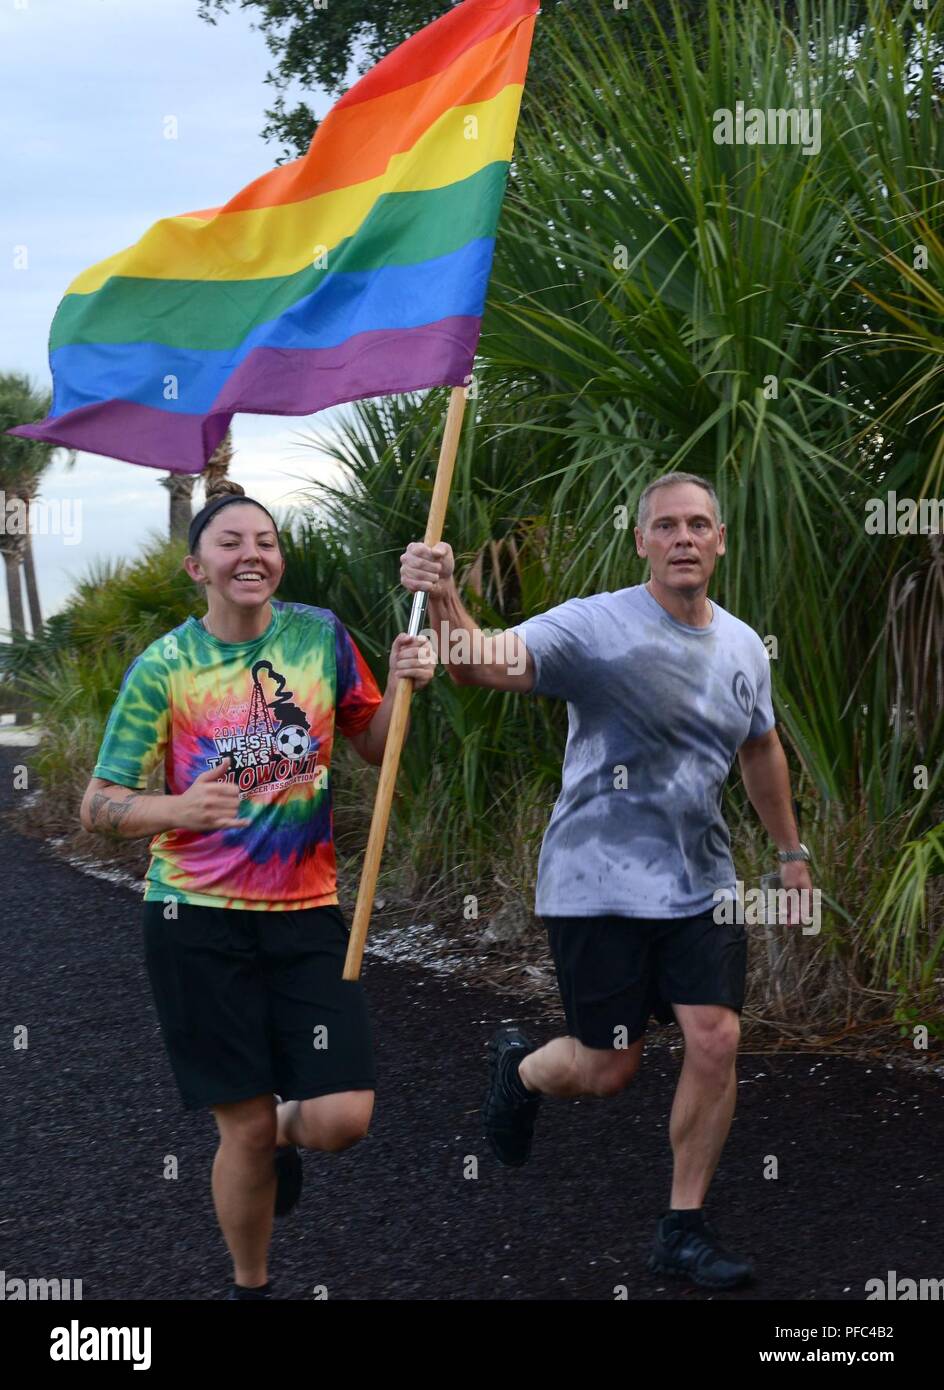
{"left": 276, "top": 1090, "right": 374, "bottom": 1150}
{"left": 266, "top": 905, "right": 377, "bottom": 1157}
{"left": 209, "top": 1093, "right": 278, "bottom": 1287}
{"left": 142, "top": 903, "right": 287, "bottom": 1288}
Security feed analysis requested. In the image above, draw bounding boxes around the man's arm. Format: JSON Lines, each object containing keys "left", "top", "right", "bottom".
{"left": 400, "top": 541, "right": 535, "bottom": 692}
{"left": 737, "top": 727, "right": 814, "bottom": 925}
{"left": 736, "top": 727, "right": 802, "bottom": 851}
{"left": 80, "top": 777, "right": 180, "bottom": 838}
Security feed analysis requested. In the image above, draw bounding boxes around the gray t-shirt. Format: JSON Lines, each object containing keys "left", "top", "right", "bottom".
{"left": 511, "top": 584, "right": 775, "bottom": 919}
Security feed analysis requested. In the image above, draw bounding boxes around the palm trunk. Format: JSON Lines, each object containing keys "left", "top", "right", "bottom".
{"left": 161, "top": 473, "right": 196, "bottom": 544}
{"left": 22, "top": 517, "right": 42, "bottom": 633}
{"left": 199, "top": 428, "right": 234, "bottom": 497}
{"left": 2, "top": 547, "right": 26, "bottom": 637}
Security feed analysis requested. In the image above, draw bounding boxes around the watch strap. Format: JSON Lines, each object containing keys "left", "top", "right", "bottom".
{"left": 777, "top": 844, "right": 810, "bottom": 862}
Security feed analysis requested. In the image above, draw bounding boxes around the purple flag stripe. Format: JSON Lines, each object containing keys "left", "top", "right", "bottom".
{"left": 9, "top": 315, "right": 480, "bottom": 474}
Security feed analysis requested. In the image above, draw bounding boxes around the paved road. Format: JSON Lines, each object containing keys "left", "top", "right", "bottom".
{"left": 1, "top": 744, "right": 941, "bottom": 1300}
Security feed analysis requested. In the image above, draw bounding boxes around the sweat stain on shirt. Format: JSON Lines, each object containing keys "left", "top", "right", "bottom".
{"left": 511, "top": 584, "right": 775, "bottom": 919}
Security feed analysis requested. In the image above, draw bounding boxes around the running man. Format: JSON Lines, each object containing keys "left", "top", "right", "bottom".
{"left": 81, "top": 480, "right": 434, "bottom": 1300}
{"left": 400, "top": 472, "right": 813, "bottom": 1291}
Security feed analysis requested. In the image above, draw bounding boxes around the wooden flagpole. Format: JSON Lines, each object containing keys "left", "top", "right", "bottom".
{"left": 343, "top": 383, "right": 469, "bottom": 980}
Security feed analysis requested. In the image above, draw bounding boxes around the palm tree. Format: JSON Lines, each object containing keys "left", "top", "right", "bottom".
{"left": 161, "top": 426, "right": 236, "bottom": 543}
{"left": 0, "top": 525, "right": 27, "bottom": 637}
{"left": 199, "top": 427, "right": 233, "bottom": 500}
{"left": 18, "top": 472, "right": 46, "bottom": 633}
{"left": 0, "top": 373, "right": 70, "bottom": 636}
{"left": 161, "top": 427, "right": 234, "bottom": 544}
{"left": 160, "top": 471, "right": 196, "bottom": 544}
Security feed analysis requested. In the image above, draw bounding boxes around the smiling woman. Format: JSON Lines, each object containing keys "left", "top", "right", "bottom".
{"left": 185, "top": 478, "right": 286, "bottom": 643}
{"left": 75, "top": 470, "right": 435, "bottom": 1299}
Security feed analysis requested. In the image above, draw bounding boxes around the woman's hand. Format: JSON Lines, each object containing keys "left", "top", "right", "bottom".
{"left": 177, "top": 761, "right": 252, "bottom": 831}
{"left": 347, "top": 634, "right": 436, "bottom": 765}
{"left": 387, "top": 632, "right": 436, "bottom": 690}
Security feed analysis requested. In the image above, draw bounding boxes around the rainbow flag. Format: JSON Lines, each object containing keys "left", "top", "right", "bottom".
{"left": 10, "top": 0, "right": 539, "bottom": 473}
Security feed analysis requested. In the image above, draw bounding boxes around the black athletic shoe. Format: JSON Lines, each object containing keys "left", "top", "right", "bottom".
{"left": 483, "top": 1027, "right": 541, "bottom": 1167}
{"left": 273, "top": 1144, "right": 303, "bottom": 1218}
{"left": 226, "top": 1282, "right": 273, "bottom": 1300}
{"left": 647, "top": 1214, "right": 754, "bottom": 1290}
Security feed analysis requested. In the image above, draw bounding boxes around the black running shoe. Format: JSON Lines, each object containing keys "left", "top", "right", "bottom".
{"left": 647, "top": 1214, "right": 754, "bottom": 1290}
{"left": 483, "top": 1027, "right": 541, "bottom": 1167}
{"left": 226, "top": 1283, "right": 273, "bottom": 1300}
{"left": 273, "top": 1145, "right": 302, "bottom": 1218}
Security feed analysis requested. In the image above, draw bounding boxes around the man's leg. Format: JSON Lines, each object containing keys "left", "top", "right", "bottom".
{"left": 646, "top": 916, "right": 753, "bottom": 1288}
{"left": 210, "top": 1093, "right": 279, "bottom": 1289}
{"left": 521, "top": 913, "right": 649, "bottom": 1100}
{"left": 483, "top": 1032, "right": 644, "bottom": 1167}
{"left": 484, "top": 915, "right": 655, "bottom": 1165}
{"left": 668, "top": 1003, "right": 740, "bottom": 1208}
{"left": 647, "top": 1002, "right": 752, "bottom": 1287}
{"left": 520, "top": 1036, "right": 644, "bottom": 1098}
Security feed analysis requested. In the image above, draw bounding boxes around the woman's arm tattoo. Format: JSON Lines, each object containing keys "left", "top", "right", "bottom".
{"left": 87, "top": 788, "right": 153, "bottom": 832}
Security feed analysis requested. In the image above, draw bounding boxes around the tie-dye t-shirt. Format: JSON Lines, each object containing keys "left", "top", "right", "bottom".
{"left": 92, "top": 600, "right": 384, "bottom": 911}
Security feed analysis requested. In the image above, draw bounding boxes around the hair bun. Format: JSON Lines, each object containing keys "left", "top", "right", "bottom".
{"left": 204, "top": 479, "right": 245, "bottom": 502}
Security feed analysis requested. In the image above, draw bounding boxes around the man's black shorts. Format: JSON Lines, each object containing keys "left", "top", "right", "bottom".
{"left": 142, "top": 899, "right": 375, "bottom": 1111}
{"left": 543, "top": 910, "right": 747, "bottom": 1050}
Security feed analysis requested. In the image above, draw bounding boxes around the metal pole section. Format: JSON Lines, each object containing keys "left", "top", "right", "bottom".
{"left": 407, "top": 589, "right": 428, "bottom": 638}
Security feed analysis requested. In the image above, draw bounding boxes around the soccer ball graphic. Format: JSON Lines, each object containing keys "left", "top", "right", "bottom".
{"left": 275, "top": 724, "right": 310, "bottom": 761}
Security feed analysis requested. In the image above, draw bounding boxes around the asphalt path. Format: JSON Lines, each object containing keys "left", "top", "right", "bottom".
{"left": 1, "top": 743, "right": 941, "bottom": 1300}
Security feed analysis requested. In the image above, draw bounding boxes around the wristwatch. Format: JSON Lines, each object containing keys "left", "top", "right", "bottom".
{"left": 777, "top": 843, "right": 811, "bottom": 863}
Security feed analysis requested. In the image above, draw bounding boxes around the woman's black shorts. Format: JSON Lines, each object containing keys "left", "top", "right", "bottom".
{"left": 142, "top": 899, "right": 375, "bottom": 1110}
{"left": 543, "top": 910, "right": 748, "bottom": 1050}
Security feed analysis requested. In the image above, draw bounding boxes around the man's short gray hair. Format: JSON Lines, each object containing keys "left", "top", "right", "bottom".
{"left": 636, "top": 472, "right": 722, "bottom": 532}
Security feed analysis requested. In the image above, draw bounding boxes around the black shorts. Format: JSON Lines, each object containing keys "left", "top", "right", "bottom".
{"left": 142, "top": 899, "right": 375, "bottom": 1111}
{"left": 543, "top": 910, "right": 747, "bottom": 1050}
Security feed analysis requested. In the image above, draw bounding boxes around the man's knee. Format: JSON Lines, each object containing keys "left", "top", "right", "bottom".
{"left": 576, "top": 1040, "right": 643, "bottom": 1097}
{"left": 296, "top": 1090, "right": 374, "bottom": 1152}
{"left": 683, "top": 1011, "right": 741, "bottom": 1072}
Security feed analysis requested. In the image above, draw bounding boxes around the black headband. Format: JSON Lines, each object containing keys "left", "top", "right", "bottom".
{"left": 188, "top": 494, "right": 281, "bottom": 555}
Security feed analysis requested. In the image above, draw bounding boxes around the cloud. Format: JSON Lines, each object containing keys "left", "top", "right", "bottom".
{"left": 1, "top": 0, "right": 330, "bottom": 383}
{"left": 0, "top": 2, "right": 362, "bottom": 635}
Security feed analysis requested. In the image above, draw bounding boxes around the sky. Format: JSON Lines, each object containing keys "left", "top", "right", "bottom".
{"left": 1, "top": 0, "right": 357, "bottom": 632}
